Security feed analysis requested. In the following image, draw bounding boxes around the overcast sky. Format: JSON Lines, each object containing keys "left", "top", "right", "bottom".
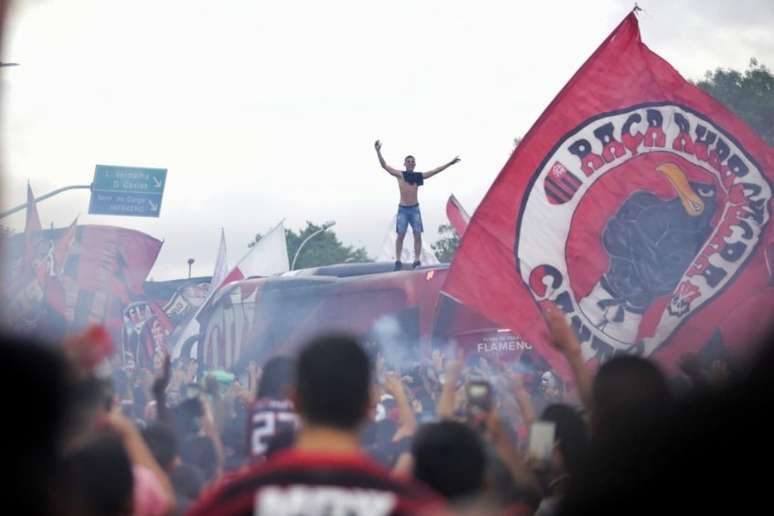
{"left": 1, "top": 0, "right": 772, "bottom": 280}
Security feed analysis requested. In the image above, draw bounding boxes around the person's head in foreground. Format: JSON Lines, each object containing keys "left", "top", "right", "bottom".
{"left": 293, "top": 333, "right": 372, "bottom": 433}
{"left": 411, "top": 421, "right": 486, "bottom": 502}
{"left": 591, "top": 355, "right": 672, "bottom": 441}
{"left": 538, "top": 403, "right": 589, "bottom": 492}
{"left": 188, "top": 333, "right": 445, "bottom": 516}
{"left": 1, "top": 335, "right": 73, "bottom": 516}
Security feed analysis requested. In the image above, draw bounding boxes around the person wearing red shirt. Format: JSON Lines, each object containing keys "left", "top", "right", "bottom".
{"left": 190, "top": 333, "right": 447, "bottom": 516}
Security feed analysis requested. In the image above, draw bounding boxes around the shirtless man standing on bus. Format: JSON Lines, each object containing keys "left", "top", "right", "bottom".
{"left": 374, "top": 140, "right": 460, "bottom": 270}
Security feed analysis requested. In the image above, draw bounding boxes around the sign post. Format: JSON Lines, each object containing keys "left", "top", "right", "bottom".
{"left": 89, "top": 165, "right": 167, "bottom": 217}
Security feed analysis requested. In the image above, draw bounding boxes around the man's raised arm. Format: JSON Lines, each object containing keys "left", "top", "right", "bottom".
{"left": 423, "top": 155, "right": 461, "bottom": 179}
{"left": 374, "top": 140, "right": 401, "bottom": 177}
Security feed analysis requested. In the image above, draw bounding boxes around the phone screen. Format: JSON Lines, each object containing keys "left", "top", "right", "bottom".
{"left": 468, "top": 385, "right": 487, "bottom": 397}
{"left": 528, "top": 421, "right": 556, "bottom": 462}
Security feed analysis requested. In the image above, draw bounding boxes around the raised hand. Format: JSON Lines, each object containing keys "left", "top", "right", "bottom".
{"left": 152, "top": 353, "right": 172, "bottom": 400}
{"left": 545, "top": 302, "right": 594, "bottom": 410}
{"left": 384, "top": 371, "right": 405, "bottom": 398}
{"left": 374, "top": 140, "right": 382, "bottom": 152}
{"left": 431, "top": 349, "right": 444, "bottom": 373}
{"left": 545, "top": 303, "right": 581, "bottom": 357}
{"left": 444, "top": 349, "right": 465, "bottom": 384}
{"left": 451, "top": 156, "right": 461, "bottom": 165}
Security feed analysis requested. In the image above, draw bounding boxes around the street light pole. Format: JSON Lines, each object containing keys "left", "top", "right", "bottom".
{"left": 0, "top": 184, "right": 92, "bottom": 219}
{"left": 291, "top": 220, "right": 336, "bottom": 270}
{"left": 187, "top": 258, "right": 195, "bottom": 279}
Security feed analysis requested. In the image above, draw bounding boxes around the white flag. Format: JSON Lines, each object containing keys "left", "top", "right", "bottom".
{"left": 233, "top": 220, "right": 290, "bottom": 279}
{"left": 172, "top": 220, "right": 288, "bottom": 360}
{"left": 211, "top": 228, "right": 228, "bottom": 288}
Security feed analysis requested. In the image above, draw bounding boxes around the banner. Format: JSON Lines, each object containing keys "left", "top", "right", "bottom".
{"left": 5, "top": 225, "right": 162, "bottom": 343}
{"left": 442, "top": 12, "right": 774, "bottom": 376}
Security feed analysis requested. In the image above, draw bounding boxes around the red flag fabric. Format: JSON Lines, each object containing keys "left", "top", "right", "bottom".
{"left": 443, "top": 12, "right": 774, "bottom": 376}
{"left": 446, "top": 194, "right": 471, "bottom": 237}
{"left": 6, "top": 224, "right": 161, "bottom": 342}
{"left": 57, "top": 225, "right": 162, "bottom": 341}
{"left": 52, "top": 218, "right": 78, "bottom": 274}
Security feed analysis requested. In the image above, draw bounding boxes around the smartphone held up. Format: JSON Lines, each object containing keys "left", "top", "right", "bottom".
{"left": 528, "top": 421, "right": 556, "bottom": 465}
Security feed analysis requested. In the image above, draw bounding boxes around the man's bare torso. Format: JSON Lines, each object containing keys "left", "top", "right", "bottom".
{"left": 397, "top": 174, "right": 420, "bottom": 205}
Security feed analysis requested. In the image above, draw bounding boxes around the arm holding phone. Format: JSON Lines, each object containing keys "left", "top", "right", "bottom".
{"left": 487, "top": 406, "right": 542, "bottom": 495}
{"left": 511, "top": 371, "right": 536, "bottom": 429}
{"left": 492, "top": 359, "right": 536, "bottom": 429}
{"left": 436, "top": 354, "right": 464, "bottom": 419}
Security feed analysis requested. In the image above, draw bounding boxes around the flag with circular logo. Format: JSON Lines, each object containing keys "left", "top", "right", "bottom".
{"left": 442, "top": 12, "right": 774, "bottom": 376}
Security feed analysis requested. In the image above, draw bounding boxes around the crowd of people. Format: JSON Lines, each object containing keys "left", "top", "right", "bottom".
{"left": 3, "top": 303, "right": 774, "bottom": 516}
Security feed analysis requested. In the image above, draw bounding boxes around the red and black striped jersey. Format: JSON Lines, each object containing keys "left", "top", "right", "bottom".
{"left": 189, "top": 449, "right": 448, "bottom": 516}
{"left": 247, "top": 398, "right": 299, "bottom": 462}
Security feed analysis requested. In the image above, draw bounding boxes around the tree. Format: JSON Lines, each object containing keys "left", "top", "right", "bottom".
{"left": 431, "top": 224, "right": 461, "bottom": 263}
{"left": 697, "top": 58, "right": 774, "bottom": 146}
{"left": 285, "top": 221, "right": 370, "bottom": 269}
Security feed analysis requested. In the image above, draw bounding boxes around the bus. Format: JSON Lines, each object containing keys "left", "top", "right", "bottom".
{"left": 191, "top": 262, "right": 534, "bottom": 371}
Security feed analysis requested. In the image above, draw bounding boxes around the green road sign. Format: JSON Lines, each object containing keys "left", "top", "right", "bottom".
{"left": 89, "top": 165, "right": 167, "bottom": 217}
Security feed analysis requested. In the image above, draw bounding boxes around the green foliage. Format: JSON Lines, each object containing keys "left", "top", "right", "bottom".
{"left": 285, "top": 221, "right": 370, "bottom": 270}
{"left": 697, "top": 59, "right": 774, "bottom": 145}
{"left": 431, "top": 224, "right": 460, "bottom": 263}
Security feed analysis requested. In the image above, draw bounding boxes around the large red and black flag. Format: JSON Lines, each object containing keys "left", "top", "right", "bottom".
{"left": 61, "top": 225, "right": 162, "bottom": 339}
{"left": 442, "top": 11, "right": 774, "bottom": 376}
{"left": 5, "top": 224, "right": 161, "bottom": 343}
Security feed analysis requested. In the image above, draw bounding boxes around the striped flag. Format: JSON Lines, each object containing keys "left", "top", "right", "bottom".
{"left": 543, "top": 161, "right": 583, "bottom": 205}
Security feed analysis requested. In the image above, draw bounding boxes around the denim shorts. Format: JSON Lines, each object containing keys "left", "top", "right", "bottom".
{"left": 396, "top": 204, "right": 423, "bottom": 234}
